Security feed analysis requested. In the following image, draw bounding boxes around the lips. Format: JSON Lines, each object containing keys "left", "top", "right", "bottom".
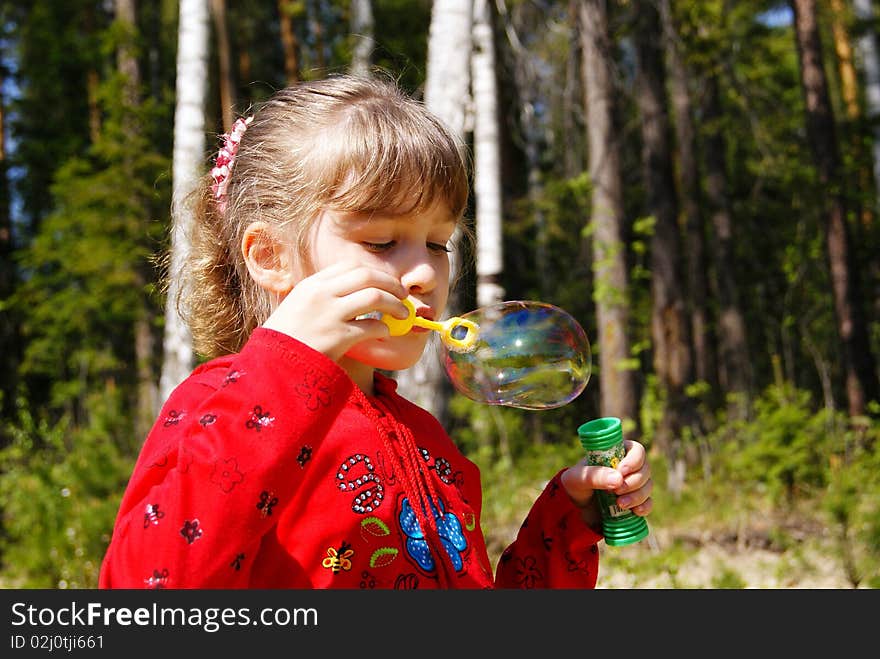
{"left": 411, "top": 305, "right": 433, "bottom": 333}
{"left": 413, "top": 305, "right": 434, "bottom": 322}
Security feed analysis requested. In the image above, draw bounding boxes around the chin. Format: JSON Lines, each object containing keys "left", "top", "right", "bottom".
{"left": 346, "top": 338, "right": 428, "bottom": 372}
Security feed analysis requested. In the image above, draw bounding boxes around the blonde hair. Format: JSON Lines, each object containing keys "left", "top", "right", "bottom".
{"left": 179, "top": 74, "right": 470, "bottom": 359}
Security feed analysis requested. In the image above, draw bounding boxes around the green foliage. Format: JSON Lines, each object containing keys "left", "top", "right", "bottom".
{"left": 820, "top": 418, "right": 880, "bottom": 587}
{"left": 716, "top": 383, "right": 837, "bottom": 503}
{"left": 13, "top": 64, "right": 171, "bottom": 419}
{"left": 710, "top": 566, "right": 747, "bottom": 589}
{"left": 0, "top": 391, "right": 134, "bottom": 588}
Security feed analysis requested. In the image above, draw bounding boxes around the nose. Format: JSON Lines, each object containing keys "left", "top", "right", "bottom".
{"left": 398, "top": 248, "right": 439, "bottom": 295}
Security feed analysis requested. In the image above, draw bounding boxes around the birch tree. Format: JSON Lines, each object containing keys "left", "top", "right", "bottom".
{"left": 350, "top": 0, "right": 375, "bottom": 77}
{"left": 472, "top": 0, "right": 504, "bottom": 308}
{"left": 160, "top": 0, "right": 209, "bottom": 405}
{"left": 397, "top": 0, "right": 473, "bottom": 422}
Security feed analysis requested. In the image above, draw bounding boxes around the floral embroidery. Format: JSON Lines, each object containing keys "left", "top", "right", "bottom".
{"left": 231, "top": 553, "right": 245, "bottom": 571}
{"left": 143, "top": 503, "right": 165, "bottom": 528}
{"left": 321, "top": 542, "right": 354, "bottom": 574}
{"left": 180, "top": 519, "right": 203, "bottom": 544}
{"left": 199, "top": 413, "right": 217, "bottom": 426}
{"left": 145, "top": 568, "right": 169, "bottom": 589}
{"left": 565, "top": 551, "right": 589, "bottom": 573}
{"left": 296, "top": 445, "right": 313, "bottom": 468}
{"left": 398, "top": 497, "right": 467, "bottom": 573}
{"left": 223, "top": 369, "right": 244, "bottom": 386}
{"left": 512, "top": 555, "right": 543, "bottom": 588}
{"left": 296, "top": 368, "right": 332, "bottom": 410}
{"left": 245, "top": 405, "right": 274, "bottom": 431}
{"left": 211, "top": 457, "right": 244, "bottom": 492}
{"left": 256, "top": 490, "right": 278, "bottom": 517}
{"left": 163, "top": 410, "right": 184, "bottom": 427}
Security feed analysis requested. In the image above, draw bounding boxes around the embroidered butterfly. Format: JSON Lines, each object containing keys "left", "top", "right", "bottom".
{"left": 398, "top": 497, "right": 467, "bottom": 573}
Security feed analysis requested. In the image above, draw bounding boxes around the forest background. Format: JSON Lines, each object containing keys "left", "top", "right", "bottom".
{"left": 0, "top": 0, "right": 878, "bottom": 589}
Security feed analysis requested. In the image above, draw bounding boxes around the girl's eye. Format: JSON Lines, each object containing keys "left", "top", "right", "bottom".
{"left": 363, "top": 241, "right": 395, "bottom": 252}
{"left": 429, "top": 242, "right": 452, "bottom": 254}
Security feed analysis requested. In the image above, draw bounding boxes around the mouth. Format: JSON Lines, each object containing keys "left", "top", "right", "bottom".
{"left": 413, "top": 304, "right": 435, "bottom": 322}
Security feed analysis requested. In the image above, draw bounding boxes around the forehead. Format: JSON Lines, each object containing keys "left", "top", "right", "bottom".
{"left": 326, "top": 202, "right": 458, "bottom": 231}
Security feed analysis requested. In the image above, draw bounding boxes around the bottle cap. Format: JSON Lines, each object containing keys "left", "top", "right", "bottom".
{"left": 578, "top": 417, "right": 623, "bottom": 451}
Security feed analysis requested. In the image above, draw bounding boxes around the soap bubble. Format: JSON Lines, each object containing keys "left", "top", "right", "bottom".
{"left": 443, "top": 301, "right": 592, "bottom": 410}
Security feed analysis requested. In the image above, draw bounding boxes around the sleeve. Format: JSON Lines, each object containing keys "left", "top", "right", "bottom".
{"left": 494, "top": 469, "right": 603, "bottom": 589}
{"left": 98, "top": 328, "right": 354, "bottom": 589}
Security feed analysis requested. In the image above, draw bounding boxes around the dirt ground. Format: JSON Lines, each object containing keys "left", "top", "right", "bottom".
{"left": 595, "top": 522, "right": 858, "bottom": 589}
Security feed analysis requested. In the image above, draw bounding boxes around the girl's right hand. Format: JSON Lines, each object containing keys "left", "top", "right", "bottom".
{"left": 261, "top": 261, "right": 410, "bottom": 362}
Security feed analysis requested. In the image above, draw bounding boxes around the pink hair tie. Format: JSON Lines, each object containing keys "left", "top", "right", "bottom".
{"left": 210, "top": 115, "right": 253, "bottom": 213}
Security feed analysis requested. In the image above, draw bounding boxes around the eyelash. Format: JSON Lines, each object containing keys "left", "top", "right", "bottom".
{"left": 363, "top": 241, "right": 451, "bottom": 254}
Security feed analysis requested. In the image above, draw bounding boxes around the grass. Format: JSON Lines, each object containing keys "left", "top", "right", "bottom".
{"left": 474, "top": 445, "right": 871, "bottom": 588}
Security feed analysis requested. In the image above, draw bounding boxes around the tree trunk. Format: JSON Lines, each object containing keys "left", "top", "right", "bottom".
{"left": 579, "top": 0, "right": 638, "bottom": 431}
{"left": 830, "top": 0, "right": 872, "bottom": 232}
{"left": 495, "top": 0, "right": 549, "bottom": 295}
{"left": 160, "top": 0, "right": 209, "bottom": 405}
{"left": 307, "top": 0, "right": 327, "bottom": 73}
{"left": 791, "top": 0, "right": 880, "bottom": 416}
{"left": 702, "top": 74, "right": 753, "bottom": 411}
{"left": 350, "top": 0, "right": 374, "bottom": 77}
{"left": 854, "top": 0, "right": 880, "bottom": 207}
{"left": 659, "top": 0, "right": 718, "bottom": 401}
{"left": 472, "top": 0, "right": 504, "bottom": 308}
{"left": 0, "top": 60, "right": 15, "bottom": 426}
{"left": 397, "top": 0, "right": 473, "bottom": 423}
{"left": 278, "top": 0, "right": 302, "bottom": 83}
{"left": 115, "top": 0, "right": 159, "bottom": 438}
{"left": 211, "top": 0, "right": 236, "bottom": 130}
{"left": 632, "top": 0, "right": 694, "bottom": 466}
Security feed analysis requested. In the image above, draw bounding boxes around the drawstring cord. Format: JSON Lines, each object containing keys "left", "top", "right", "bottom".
{"left": 361, "top": 391, "right": 454, "bottom": 588}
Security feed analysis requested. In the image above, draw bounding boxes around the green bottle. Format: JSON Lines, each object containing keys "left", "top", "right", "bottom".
{"left": 577, "top": 417, "right": 650, "bottom": 547}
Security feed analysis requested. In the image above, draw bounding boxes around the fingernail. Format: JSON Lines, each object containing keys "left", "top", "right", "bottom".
{"left": 616, "top": 496, "right": 630, "bottom": 508}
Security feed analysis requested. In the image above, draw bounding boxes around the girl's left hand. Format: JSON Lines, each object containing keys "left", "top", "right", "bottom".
{"left": 560, "top": 439, "right": 654, "bottom": 528}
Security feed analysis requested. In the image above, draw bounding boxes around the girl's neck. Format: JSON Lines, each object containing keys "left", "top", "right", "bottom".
{"left": 338, "top": 356, "right": 376, "bottom": 396}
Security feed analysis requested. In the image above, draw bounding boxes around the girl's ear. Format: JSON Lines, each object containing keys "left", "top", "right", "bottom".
{"left": 241, "top": 222, "right": 297, "bottom": 294}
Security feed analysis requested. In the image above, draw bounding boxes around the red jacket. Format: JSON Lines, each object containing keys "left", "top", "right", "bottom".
{"left": 99, "top": 328, "right": 601, "bottom": 589}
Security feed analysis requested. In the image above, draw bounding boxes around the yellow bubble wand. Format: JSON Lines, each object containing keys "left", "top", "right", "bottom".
{"left": 380, "top": 299, "right": 479, "bottom": 352}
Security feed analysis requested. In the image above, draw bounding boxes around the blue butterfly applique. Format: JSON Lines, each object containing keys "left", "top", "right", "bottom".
{"left": 399, "top": 497, "right": 467, "bottom": 573}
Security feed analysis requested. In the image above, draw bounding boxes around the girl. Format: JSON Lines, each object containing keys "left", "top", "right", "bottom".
{"left": 99, "top": 74, "right": 653, "bottom": 589}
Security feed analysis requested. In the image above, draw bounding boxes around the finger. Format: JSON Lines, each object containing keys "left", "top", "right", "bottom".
{"left": 618, "top": 439, "right": 646, "bottom": 477}
{"left": 580, "top": 463, "right": 624, "bottom": 492}
{"left": 615, "top": 478, "right": 654, "bottom": 509}
{"left": 316, "top": 261, "right": 408, "bottom": 301}
{"left": 627, "top": 497, "right": 653, "bottom": 517}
